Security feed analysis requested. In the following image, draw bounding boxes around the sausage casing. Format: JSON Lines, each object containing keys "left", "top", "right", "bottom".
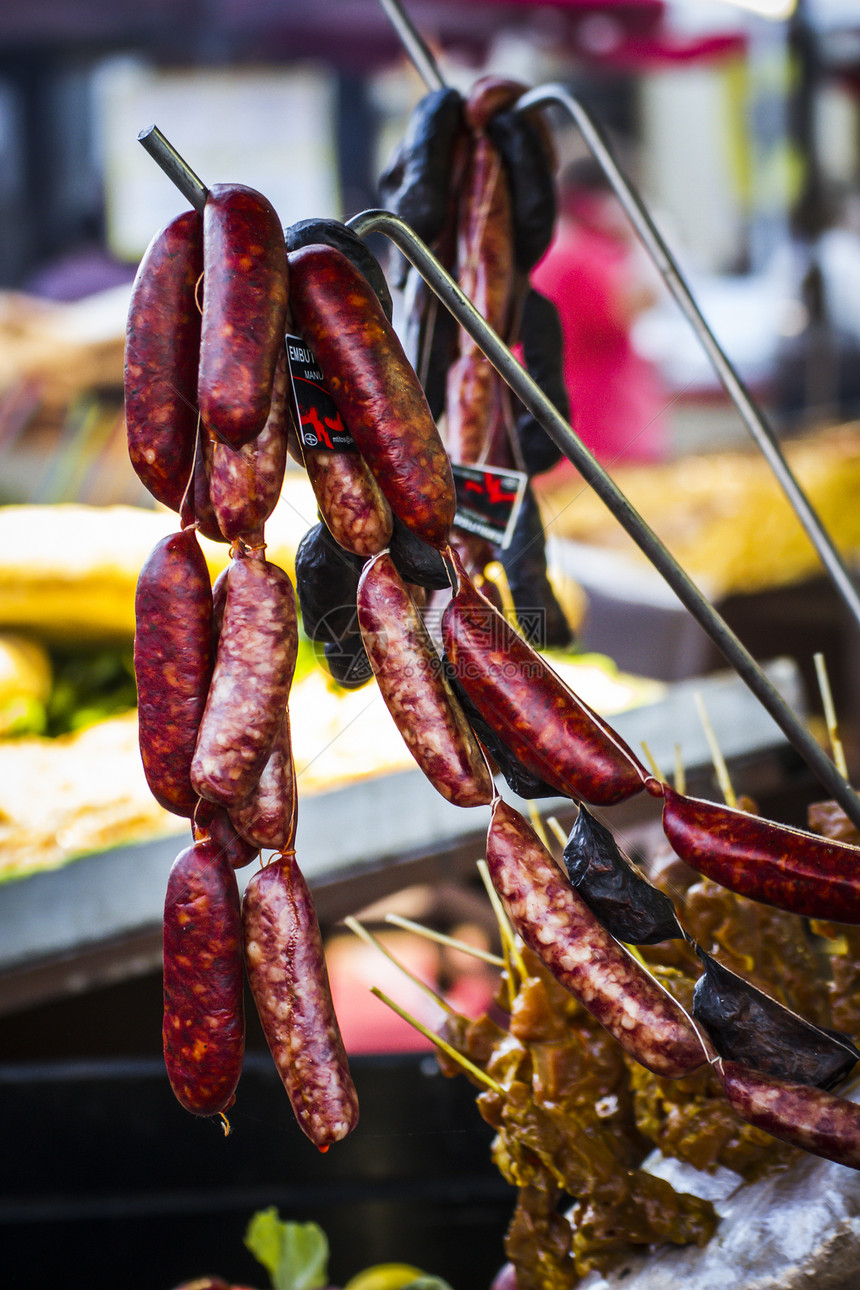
{"left": 720, "top": 1060, "right": 860, "bottom": 1170}
{"left": 205, "top": 344, "right": 289, "bottom": 544}
{"left": 198, "top": 183, "right": 289, "bottom": 448}
{"left": 229, "top": 709, "right": 297, "bottom": 854}
{"left": 656, "top": 782, "right": 860, "bottom": 925}
{"left": 162, "top": 839, "right": 245, "bottom": 1116}
{"left": 191, "top": 552, "right": 297, "bottom": 806}
{"left": 486, "top": 798, "right": 705, "bottom": 1079}
{"left": 134, "top": 528, "right": 213, "bottom": 817}
{"left": 304, "top": 447, "right": 393, "bottom": 558}
{"left": 125, "top": 209, "right": 201, "bottom": 512}
{"left": 357, "top": 552, "right": 494, "bottom": 807}
{"left": 243, "top": 853, "right": 359, "bottom": 1148}
{"left": 287, "top": 243, "right": 456, "bottom": 549}
{"left": 442, "top": 550, "right": 648, "bottom": 806}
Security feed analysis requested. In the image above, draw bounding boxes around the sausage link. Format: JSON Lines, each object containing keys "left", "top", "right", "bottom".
{"left": 720, "top": 1060, "right": 860, "bottom": 1170}
{"left": 304, "top": 447, "right": 393, "bottom": 558}
{"left": 653, "top": 780, "right": 860, "bottom": 925}
{"left": 294, "top": 520, "right": 364, "bottom": 644}
{"left": 229, "top": 709, "right": 297, "bottom": 854}
{"left": 162, "top": 839, "right": 245, "bottom": 1116}
{"left": 205, "top": 344, "right": 289, "bottom": 544}
{"left": 191, "top": 552, "right": 298, "bottom": 807}
{"left": 441, "top": 549, "right": 648, "bottom": 806}
{"left": 486, "top": 798, "right": 706, "bottom": 1079}
{"left": 124, "top": 209, "right": 201, "bottom": 512}
{"left": 357, "top": 552, "right": 494, "bottom": 807}
{"left": 198, "top": 183, "right": 289, "bottom": 449}
{"left": 195, "top": 800, "right": 259, "bottom": 870}
{"left": 243, "top": 853, "right": 359, "bottom": 1148}
{"left": 287, "top": 243, "right": 455, "bottom": 549}
{"left": 134, "top": 528, "right": 214, "bottom": 817}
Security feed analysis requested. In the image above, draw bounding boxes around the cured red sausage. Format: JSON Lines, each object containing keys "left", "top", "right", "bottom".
{"left": 243, "top": 852, "right": 359, "bottom": 1148}
{"left": 652, "top": 780, "right": 860, "bottom": 925}
{"left": 205, "top": 344, "right": 289, "bottom": 545}
{"left": 229, "top": 709, "right": 297, "bottom": 854}
{"left": 195, "top": 801, "right": 259, "bottom": 871}
{"left": 486, "top": 797, "right": 706, "bottom": 1079}
{"left": 287, "top": 243, "right": 456, "bottom": 549}
{"left": 357, "top": 552, "right": 494, "bottom": 808}
{"left": 134, "top": 527, "right": 213, "bottom": 818}
{"left": 162, "top": 839, "right": 245, "bottom": 1116}
{"left": 125, "top": 209, "right": 201, "bottom": 512}
{"left": 198, "top": 183, "right": 289, "bottom": 449}
{"left": 304, "top": 448, "right": 393, "bottom": 558}
{"left": 191, "top": 552, "right": 297, "bottom": 807}
{"left": 719, "top": 1059, "right": 860, "bottom": 1170}
{"left": 441, "top": 549, "right": 648, "bottom": 807}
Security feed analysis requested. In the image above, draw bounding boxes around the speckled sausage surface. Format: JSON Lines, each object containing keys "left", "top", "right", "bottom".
{"left": 198, "top": 183, "right": 289, "bottom": 449}
{"left": 195, "top": 800, "right": 259, "bottom": 870}
{"left": 287, "top": 243, "right": 455, "bottom": 549}
{"left": 357, "top": 552, "right": 494, "bottom": 808}
{"left": 243, "top": 852, "right": 359, "bottom": 1148}
{"left": 230, "top": 709, "right": 297, "bottom": 853}
{"left": 720, "top": 1060, "right": 860, "bottom": 1170}
{"left": 304, "top": 447, "right": 393, "bottom": 557}
{"left": 206, "top": 344, "right": 289, "bottom": 544}
{"left": 442, "top": 549, "right": 648, "bottom": 807}
{"left": 134, "top": 528, "right": 213, "bottom": 818}
{"left": 486, "top": 797, "right": 706, "bottom": 1080}
{"left": 655, "top": 782, "right": 860, "bottom": 925}
{"left": 162, "top": 839, "right": 245, "bottom": 1116}
{"left": 191, "top": 552, "right": 297, "bottom": 807}
{"left": 125, "top": 209, "right": 202, "bottom": 512}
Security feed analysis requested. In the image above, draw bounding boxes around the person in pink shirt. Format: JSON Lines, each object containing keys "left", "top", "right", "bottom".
{"left": 531, "top": 155, "right": 670, "bottom": 468}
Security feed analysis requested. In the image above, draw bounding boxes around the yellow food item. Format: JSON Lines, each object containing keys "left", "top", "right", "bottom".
{"left": 0, "top": 632, "right": 52, "bottom": 734}
{"left": 343, "top": 1264, "right": 426, "bottom": 1290}
{"left": 537, "top": 422, "right": 860, "bottom": 599}
{"left": 0, "top": 476, "right": 315, "bottom": 643}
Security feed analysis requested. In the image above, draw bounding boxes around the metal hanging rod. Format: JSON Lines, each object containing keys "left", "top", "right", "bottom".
{"left": 135, "top": 122, "right": 860, "bottom": 827}
{"left": 138, "top": 125, "right": 208, "bottom": 211}
{"left": 346, "top": 206, "right": 860, "bottom": 830}
{"left": 375, "top": 0, "right": 860, "bottom": 635}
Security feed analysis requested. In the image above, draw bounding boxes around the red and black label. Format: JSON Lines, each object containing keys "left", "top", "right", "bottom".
{"left": 452, "top": 463, "right": 527, "bottom": 549}
{"left": 286, "top": 334, "right": 357, "bottom": 451}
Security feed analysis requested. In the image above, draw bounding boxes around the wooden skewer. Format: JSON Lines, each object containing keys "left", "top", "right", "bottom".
{"left": 477, "top": 857, "right": 527, "bottom": 1001}
{"left": 370, "top": 986, "right": 504, "bottom": 1093}
{"left": 814, "top": 651, "right": 850, "bottom": 781}
{"left": 383, "top": 913, "right": 505, "bottom": 967}
{"left": 640, "top": 740, "right": 663, "bottom": 783}
{"left": 673, "top": 742, "right": 686, "bottom": 797}
{"left": 344, "top": 916, "right": 453, "bottom": 1013}
{"left": 527, "top": 801, "right": 551, "bottom": 851}
{"left": 694, "top": 691, "right": 737, "bottom": 809}
{"left": 546, "top": 815, "right": 568, "bottom": 850}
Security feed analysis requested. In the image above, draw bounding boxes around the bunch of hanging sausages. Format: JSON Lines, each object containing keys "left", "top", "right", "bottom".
{"left": 381, "top": 75, "right": 573, "bottom": 647}
{"left": 126, "top": 97, "right": 860, "bottom": 1172}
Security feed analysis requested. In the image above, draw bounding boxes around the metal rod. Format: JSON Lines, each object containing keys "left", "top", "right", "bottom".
{"left": 137, "top": 124, "right": 209, "bottom": 212}
{"left": 516, "top": 82, "right": 860, "bottom": 635}
{"left": 348, "top": 207, "right": 860, "bottom": 829}
{"left": 376, "top": 0, "right": 446, "bottom": 91}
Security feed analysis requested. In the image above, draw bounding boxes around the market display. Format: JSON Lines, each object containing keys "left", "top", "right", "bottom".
{"left": 109, "top": 49, "right": 860, "bottom": 1288}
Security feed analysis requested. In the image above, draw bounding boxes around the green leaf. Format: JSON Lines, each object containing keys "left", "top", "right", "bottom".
{"left": 244, "top": 1209, "right": 330, "bottom": 1290}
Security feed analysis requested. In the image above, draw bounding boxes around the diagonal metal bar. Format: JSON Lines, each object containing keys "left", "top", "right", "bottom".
{"left": 347, "top": 207, "right": 860, "bottom": 830}
{"left": 377, "top": 0, "right": 446, "bottom": 91}
{"left": 138, "top": 124, "right": 209, "bottom": 211}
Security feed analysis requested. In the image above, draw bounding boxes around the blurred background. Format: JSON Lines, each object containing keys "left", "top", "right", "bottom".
{"left": 3, "top": 4, "right": 860, "bottom": 1286}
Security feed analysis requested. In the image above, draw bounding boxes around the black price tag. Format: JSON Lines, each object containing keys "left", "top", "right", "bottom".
{"left": 286, "top": 334, "right": 357, "bottom": 451}
{"left": 451, "top": 463, "right": 528, "bottom": 549}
